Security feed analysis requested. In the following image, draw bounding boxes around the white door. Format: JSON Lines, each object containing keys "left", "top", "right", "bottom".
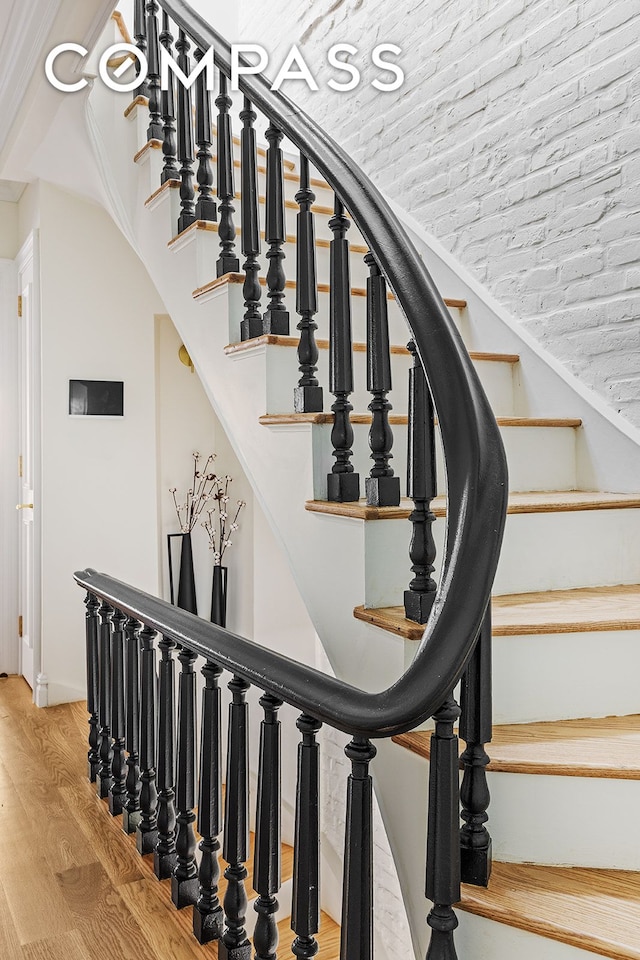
{"left": 16, "top": 236, "right": 42, "bottom": 698}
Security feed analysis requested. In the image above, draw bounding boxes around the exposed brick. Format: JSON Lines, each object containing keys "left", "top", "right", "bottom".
{"left": 241, "top": 0, "right": 640, "bottom": 429}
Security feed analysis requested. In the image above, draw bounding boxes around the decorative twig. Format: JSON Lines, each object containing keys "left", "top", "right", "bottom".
{"left": 170, "top": 452, "right": 219, "bottom": 533}
{"left": 202, "top": 475, "right": 246, "bottom": 564}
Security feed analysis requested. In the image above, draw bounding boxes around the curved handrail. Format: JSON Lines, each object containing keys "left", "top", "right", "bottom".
{"left": 88, "top": 0, "right": 509, "bottom": 737}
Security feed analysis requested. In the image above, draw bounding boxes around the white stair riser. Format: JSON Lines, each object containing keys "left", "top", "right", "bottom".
{"left": 488, "top": 771, "right": 640, "bottom": 869}
{"left": 456, "top": 911, "right": 602, "bottom": 960}
{"left": 309, "top": 422, "right": 576, "bottom": 497}
{"left": 493, "top": 507, "right": 640, "bottom": 593}
{"left": 262, "top": 344, "right": 516, "bottom": 419}
{"left": 492, "top": 629, "right": 640, "bottom": 724}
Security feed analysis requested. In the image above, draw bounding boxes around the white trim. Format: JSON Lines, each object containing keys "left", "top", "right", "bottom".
{"left": 16, "top": 232, "right": 44, "bottom": 703}
{"left": 0, "top": 258, "right": 19, "bottom": 675}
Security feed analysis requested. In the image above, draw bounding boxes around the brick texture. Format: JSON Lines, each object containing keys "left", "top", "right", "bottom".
{"left": 240, "top": 0, "right": 640, "bottom": 428}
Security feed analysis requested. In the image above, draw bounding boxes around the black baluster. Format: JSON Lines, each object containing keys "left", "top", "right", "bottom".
{"left": 294, "top": 155, "right": 322, "bottom": 413}
{"left": 133, "top": 0, "right": 149, "bottom": 99}
{"left": 159, "top": 12, "right": 179, "bottom": 184}
{"left": 460, "top": 606, "right": 493, "bottom": 887}
{"left": 340, "top": 738, "right": 376, "bottom": 960}
{"left": 216, "top": 72, "right": 240, "bottom": 276}
{"left": 404, "top": 340, "right": 437, "bottom": 623}
{"left": 327, "top": 196, "right": 359, "bottom": 502}
{"left": 193, "top": 48, "right": 217, "bottom": 222}
{"left": 425, "top": 695, "right": 462, "bottom": 960}
{"left": 194, "top": 661, "right": 224, "bottom": 943}
{"left": 172, "top": 646, "right": 199, "bottom": 908}
{"left": 155, "top": 634, "right": 177, "bottom": 879}
{"left": 262, "top": 122, "right": 289, "bottom": 334}
{"left": 123, "top": 617, "right": 142, "bottom": 834}
{"left": 84, "top": 592, "right": 100, "bottom": 782}
{"left": 239, "top": 97, "right": 262, "bottom": 341}
{"left": 365, "top": 253, "right": 400, "bottom": 507}
{"left": 291, "top": 715, "right": 322, "bottom": 960}
{"left": 96, "top": 600, "right": 114, "bottom": 799}
{"left": 145, "top": 1, "right": 163, "bottom": 140}
{"left": 108, "top": 608, "right": 127, "bottom": 816}
{"left": 219, "top": 676, "right": 251, "bottom": 960}
{"left": 136, "top": 625, "right": 159, "bottom": 855}
{"left": 175, "top": 29, "right": 196, "bottom": 234}
{"left": 253, "top": 694, "right": 282, "bottom": 960}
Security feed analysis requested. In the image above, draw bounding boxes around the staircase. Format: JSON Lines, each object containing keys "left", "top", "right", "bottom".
{"left": 70, "top": 3, "right": 640, "bottom": 959}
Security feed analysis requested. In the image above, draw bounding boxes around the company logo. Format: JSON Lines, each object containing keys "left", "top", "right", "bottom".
{"left": 45, "top": 42, "right": 404, "bottom": 94}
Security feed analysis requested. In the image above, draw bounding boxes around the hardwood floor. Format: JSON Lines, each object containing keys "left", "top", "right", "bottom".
{"left": 0, "top": 676, "right": 340, "bottom": 960}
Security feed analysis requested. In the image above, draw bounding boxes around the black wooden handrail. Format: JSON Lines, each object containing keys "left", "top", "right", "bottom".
{"left": 76, "top": 1, "right": 508, "bottom": 740}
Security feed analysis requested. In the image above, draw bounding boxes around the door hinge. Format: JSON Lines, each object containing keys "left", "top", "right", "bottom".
{"left": 17, "top": 295, "right": 22, "bottom": 318}
{"left": 18, "top": 616, "right": 23, "bottom": 639}
{"left": 18, "top": 455, "right": 23, "bottom": 478}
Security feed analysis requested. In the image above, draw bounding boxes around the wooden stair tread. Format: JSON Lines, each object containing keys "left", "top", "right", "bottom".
{"left": 192, "top": 271, "right": 467, "bottom": 308}
{"left": 305, "top": 491, "right": 640, "bottom": 521}
{"left": 394, "top": 714, "right": 640, "bottom": 779}
{"left": 261, "top": 413, "right": 580, "bottom": 428}
{"left": 277, "top": 912, "right": 341, "bottom": 959}
{"left": 168, "top": 220, "right": 369, "bottom": 256}
{"left": 355, "top": 583, "right": 640, "bottom": 640}
{"left": 459, "top": 861, "right": 640, "bottom": 960}
{"left": 225, "top": 334, "right": 516, "bottom": 363}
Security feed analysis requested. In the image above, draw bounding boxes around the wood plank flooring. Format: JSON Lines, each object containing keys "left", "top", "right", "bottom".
{"left": 394, "top": 713, "right": 640, "bottom": 778}
{"left": 0, "top": 676, "right": 340, "bottom": 959}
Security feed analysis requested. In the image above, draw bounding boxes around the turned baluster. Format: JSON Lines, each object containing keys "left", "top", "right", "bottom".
{"left": 239, "top": 96, "right": 262, "bottom": 340}
{"left": 291, "top": 715, "right": 322, "bottom": 960}
{"left": 340, "top": 738, "right": 376, "bottom": 960}
{"left": 425, "top": 694, "right": 462, "bottom": 960}
{"left": 216, "top": 72, "right": 240, "bottom": 276}
{"left": 172, "top": 646, "right": 199, "bottom": 908}
{"left": 84, "top": 592, "right": 100, "bottom": 782}
{"left": 294, "top": 154, "right": 322, "bottom": 412}
{"left": 145, "top": 1, "right": 163, "bottom": 141}
{"left": 262, "top": 122, "right": 289, "bottom": 334}
{"left": 159, "top": 12, "right": 179, "bottom": 184}
{"left": 96, "top": 600, "right": 114, "bottom": 799}
{"left": 194, "top": 48, "right": 217, "bottom": 222}
{"left": 219, "top": 675, "right": 251, "bottom": 960}
{"left": 155, "top": 634, "right": 177, "bottom": 879}
{"left": 460, "top": 606, "right": 493, "bottom": 886}
{"left": 404, "top": 340, "right": 437, "bottom": 623}
{"left": 108, "top": 608, "right": 127, "bottom": 816}
{"left": 365, "top": 253, "right": 400, "bottom": 507}
{"left": 193, "top": 661, "right": 224, "bottom": 943}
{"left": 327, "top": 196, "right": 359, "bottom": 502}
{"left": 133, "top": 0, "right": 149, "bottom": 99}
{"left": 253, "top": 694, "right": 283, "bottom": 960}
{"left": 136, "top": 625, "right": 159, "bottom": 855}
{"left": 123, "top": 617, "right": 142, "bottom": 834}
{"left": 175, "top": 30, "right": 196, "bottom": 234}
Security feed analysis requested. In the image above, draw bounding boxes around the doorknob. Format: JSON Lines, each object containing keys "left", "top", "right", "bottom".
{"left": 16, "top": 503, "right": 34, "bottom": 510}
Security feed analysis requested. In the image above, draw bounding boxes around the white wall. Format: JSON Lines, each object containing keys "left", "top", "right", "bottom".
{"left": 35, "top": 182, "right": 164, "bottom": 704}
{"left": 0, "top": 257, "right": 19, "bottom": 675}
{"left": 0, "top": 201, "right": 18, "bottom": 258}
{"left": 155, "top": 312, "right": 254, "bottom": 633}
{"left": 239, "top": 0, "right": 640, "bottom": 429}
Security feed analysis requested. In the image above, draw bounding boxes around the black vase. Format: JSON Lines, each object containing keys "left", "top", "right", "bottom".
{"left": 211, "top": 565, "right": 228, "bottom": 626}
{"left": 177, "top": 532, "right": 197, "bottom": 614}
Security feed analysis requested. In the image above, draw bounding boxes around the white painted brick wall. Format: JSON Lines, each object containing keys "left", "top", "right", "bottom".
{"left": 239, "top": 0, "right": 640, "bottom": 427}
